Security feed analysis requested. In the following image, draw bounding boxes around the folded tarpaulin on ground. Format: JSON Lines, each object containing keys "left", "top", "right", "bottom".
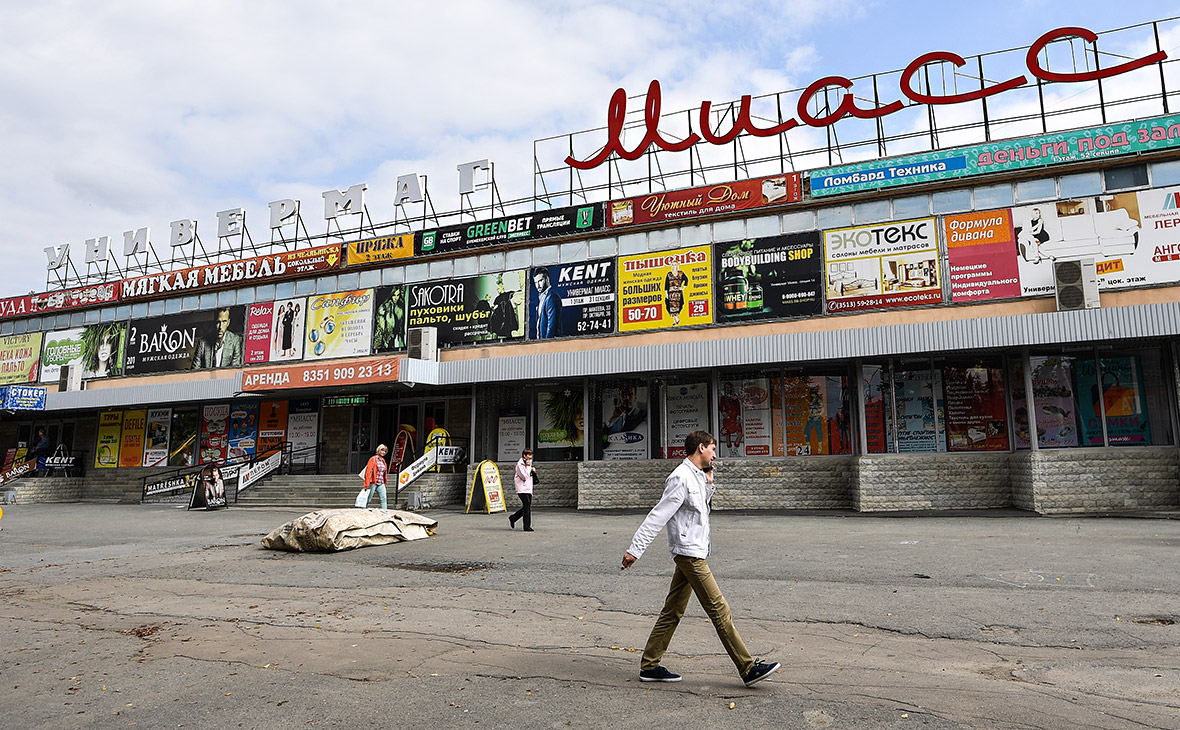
{"left": 261, "top": 508, "right": 438, "bottom": 552}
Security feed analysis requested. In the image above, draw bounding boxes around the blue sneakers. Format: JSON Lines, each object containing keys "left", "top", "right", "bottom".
{"left": 639, "top": 666, "right": 682, "bottom": 682}
{"left": 742, "top": 660, "right": 781, "bottom": 687}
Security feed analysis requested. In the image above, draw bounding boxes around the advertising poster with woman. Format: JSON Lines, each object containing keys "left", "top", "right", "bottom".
{"left": 199, "top": 404, "right": 230, "bottom": 464}
{"left": 41, "top": 324, "right": 127, "bottom": 382}
{"left": 536, "top": 389, "right": 585, "bottom": 458}
{"left": 599, "top": 385, "right": 648, "bottom": 460}
{"left": 189, "top": 463, "right": 227, "bottom": 510}
{"left": 372, "top": 285, "right": 407, "bottom": 352}
{"left": 617, "top": 246, "right": 713, "bottom": 332}
{"left": 662, "top": 383, "right": 709, "bottom": 458}
{"left": 245, "top": 297, "right": 306, "bottom": 364}
{"left": 142, "top": 408, "right": 172, "bottom": 466}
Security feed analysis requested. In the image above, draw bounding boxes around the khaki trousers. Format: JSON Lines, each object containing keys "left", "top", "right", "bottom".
{"left": 641, "top": 555, "right": 754, "bottom": 675}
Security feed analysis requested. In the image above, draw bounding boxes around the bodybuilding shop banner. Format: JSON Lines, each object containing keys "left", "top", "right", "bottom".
{"left": 526, "top": 258, "right": 616, "bottom": 339}
{"left": 39, "top": 323, "right": 127, "bottom": 383}
{"left": 125, "top": 307, "right": 246, "bottom": 375}
{"left": 0, "top": 333, "right": 43, "bottom": 385}
{"left": 714, "top": 232, "right": 822, "bottom": 322}
{"left": 823, "top": 218, "right": 942, "bottom": 313}
{"left": 305, "top": 290, "right": 374, "bottom": 360}
{"left": 608, "top": 174, "right": 802, "bottom": 228}
{"left": 120, "top": 244, "right": 341, "bottom": 300}
{"left": 947, "top": 185, "right": 1180, "bottom": 303}
{"left": 406, "top": 271, "right": 526, "bottom": 345}
{"left": 810, "top": 113, "right": 1180, "bottom": 197}
{"left": 617, "top": 246, "right": 713, "bottom": 332}
{"left": 418, "top": 204, "right": 602, "bottom": 256}
{"left": 0, "top": 282, "right": 119, "bottom": 321}
{"left": 244, "top": 297, "right": 306, "bottom": 364}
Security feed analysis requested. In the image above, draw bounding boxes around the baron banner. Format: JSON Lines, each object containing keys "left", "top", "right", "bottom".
{"left": 609, "top": 174, "right": 801, "bottom": 228}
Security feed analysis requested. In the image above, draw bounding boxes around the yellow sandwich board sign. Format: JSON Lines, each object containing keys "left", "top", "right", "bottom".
{"left": 466, "top": 460, "right": 506, "bottom": 514}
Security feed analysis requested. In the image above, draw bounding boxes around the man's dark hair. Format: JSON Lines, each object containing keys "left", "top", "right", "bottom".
{"left": 684, "top": 430, "right": 715, "bottom": 456}
{"left": 533, "top": 268, "right": 550, "bottom": 281}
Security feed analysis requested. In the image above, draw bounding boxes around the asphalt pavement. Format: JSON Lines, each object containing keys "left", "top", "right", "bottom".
{"left": 1, "top": 503, "right": 1177, "bottom": 729}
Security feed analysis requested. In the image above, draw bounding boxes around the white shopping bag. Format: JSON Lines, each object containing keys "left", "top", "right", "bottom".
{"left": 354, "top": 488, "right": 370, "bottom": 508}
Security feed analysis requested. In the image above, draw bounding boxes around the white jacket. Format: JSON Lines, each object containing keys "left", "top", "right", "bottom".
{"left": 627, "top": 459, "right": 714, "bottom": 560}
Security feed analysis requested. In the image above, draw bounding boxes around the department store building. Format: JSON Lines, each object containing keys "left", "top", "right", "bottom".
{"left": 3, "top": 20, "right": 1180, "bottom": 514}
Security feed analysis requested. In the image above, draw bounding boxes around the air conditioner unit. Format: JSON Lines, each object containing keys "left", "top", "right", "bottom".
{"left": 58, "top": 364, "right": 84, "bottom": 392}
{"left": 407, "top": 327, "right": 438, "bottom": 361}
{"left": 1054, "top": 258, "right": 1100, "bottom": 312}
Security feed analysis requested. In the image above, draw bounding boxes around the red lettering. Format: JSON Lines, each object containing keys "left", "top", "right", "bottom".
{"left": 1026, "top": 26, "right": 1167, "bottom": 83}
{"left": 901, "top": 51, "right": 1026, "bottom": 105}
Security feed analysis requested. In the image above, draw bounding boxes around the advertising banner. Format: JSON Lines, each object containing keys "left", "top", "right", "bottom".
{"left": 118, "top": 409, "right": 147, "bottom": 468}
{"left": 1075, "top": 356, "right": 1152, "bottom": 445}
{"left": 94, "top": 411, "right": 123, "bottom": 469}
{"left": 406, "top": 271, "right": 526, "bottom": 344}
{"left": 894, "top": 369, "right": 939, "bottom": 453}
{"left": 536, "top": 389, "right": 585, "bottom": 449}
{"left": 418, "top": 204, "right": 602, "bottom": 256}
{"left": 1, "top": 385, "right": 48, "bottom": 410}
{"left": 466, "top": 461, "right": 507, "bottom": 514}
{"left": 526, "top": 258, "right": 615, "bottom": 339}
{"left": 39, "top": 323, "right": 128, "bottom": 383}
{"left": 199, "top": 404, "right": 230, "bottom": 464}
{"left": 617, "top": 246, "right": 713, "bottom": 332}
{"left": 239, "top": 449, "right": 282, "bottom": 491}
{"left": 781, "top": 376, "right": 825, "bottom": 456}
{"left": 244, "top": 297, "right": 306, "bottom": 364}
{"left": 346, "top": 234, "right": 414, "bottom": 266}
{"left": 143, "top": 472, "right": 197, "bottom": 498}
{"left": 718, "top": 378, "right": 774, "bottom": 458}
{"left": 305, "top": 289, "right": 374, "bottom": 360}
{"left": 257, "top": 400, "right": 289, "bottom": 457}
{"left": 227, "top": 403, "right": 259, "bottom": 462}
{"left": 1014, "top": 357, "right": 1080, "bottom": 449}
{"left": 823, "top": 218, "right": 941, "bottom": 313}
{"left": 810, "top": 112, "right": 1180, "bottom": 197}
{"left": 143, "top": 408, "right": 172, "bottom": 467}
{"left": 0, "top": 333, "right": 43, "bottom": 385}
{"left": 942, "top": 367, "right": 1009, "bottom": 451}
{"left": 372, "top": 285, "right": 407, "bottom": 353}
{"left": 243, "top": 357, "right": 399, "bottom": 392}
{"left": 662, "top": 383, "right": 709, "bottom": 459}
{"left": 0, "top": 282, "right": 119, "bottom": 321}
{"left": 120, "top": 244, "right": 341, "bottom": 301}
{"left": 944, "top": 211, "right": 1024, "bottom": 302}
{"left": 125, "top": 307, "right": 246, "bottom": 374}
{"left": 286, "top": 399, "right": 319, "bottom": 464}
{"left": 714, "top": 232, "right": 822, "bottom": 322}
{"left": 608, "top": 174, "right": 802, "bottom": 227}
{"left": 497, "top": 414, "right": 527, "bottom": 462}
{"left": 599, "top": 385, "right": 649, "bottom": 460}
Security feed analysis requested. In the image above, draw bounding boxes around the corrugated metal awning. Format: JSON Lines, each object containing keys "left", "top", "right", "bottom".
{"left": 46, "top": 374, "right": 242, "bottom": 412}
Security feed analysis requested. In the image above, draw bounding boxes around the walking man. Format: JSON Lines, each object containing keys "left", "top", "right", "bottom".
{"left": 621, "top": 429, "right": 779, "bottom": 687}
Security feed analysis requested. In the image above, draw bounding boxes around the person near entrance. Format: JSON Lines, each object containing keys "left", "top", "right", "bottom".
{"left": 509, "top": 448, "right": 535, "bottom": 531}
{"left": 32, "top": 427, "right": 50, "bottom": 476}
{"left": 363, "top": 444, "right": 389, "bottom": 509}
{"left": 620, "top": 429, "right": 780, "bottom": 687}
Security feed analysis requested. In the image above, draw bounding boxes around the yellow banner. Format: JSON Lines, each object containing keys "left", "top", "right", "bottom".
{"left": 95, "top": 411, "right": 123, "bottom": 469}
{"left": 0, "top": 332, "right": 43, "bottom": 385}
{"left": 346, "top": 234, "right": 414, "bottom": 266}
{"left": 618, "top": 245, "right": 713, "bottom": 332}
{"left": 119, "top": 409, "right": 147, "bottom": 468}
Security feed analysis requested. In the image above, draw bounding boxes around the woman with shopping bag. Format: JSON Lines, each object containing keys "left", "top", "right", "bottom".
{"left": 359, "top": 444, "right": 389, "bottom": 509}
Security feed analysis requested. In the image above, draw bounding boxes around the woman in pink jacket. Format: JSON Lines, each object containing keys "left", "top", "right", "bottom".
{"left": 509, "top": 448, "right": 534, "bottom": 531}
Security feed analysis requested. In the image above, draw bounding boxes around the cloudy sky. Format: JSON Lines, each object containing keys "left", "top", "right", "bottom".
{"left": 2, "top": 0, "right": 1179, "bottom": 298}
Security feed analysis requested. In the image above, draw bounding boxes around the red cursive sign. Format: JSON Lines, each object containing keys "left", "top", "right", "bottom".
{"left": 566, "top": 26, "right": 1167, "bottom": 170}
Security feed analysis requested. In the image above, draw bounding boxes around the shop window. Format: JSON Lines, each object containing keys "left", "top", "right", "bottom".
{"left": 1058, "top": 172, "right": 1103, "bottom": 199}
{"left": 237, "top": 287, "right": 255, "bottom": 305}
{"left": 973, "top": 184, "right": 1013, "bottom": 210}
{"left": 99, "top": 307, "right": 116, "bottom": 322}
{"left": 1012, "top": 355, "right": 1095, "bottom": 449}
{"left": 254, "top": 284, "right": 275, "bottom": 302}
{"left": 294, "top": 278, "right": 317, "bottom": 296}
{"left": 168, "top": 409, "right": 199, "bottom": 467}
{"left": 892, "top": 195, "right": 931, "bottom": 219}
{"left": 275, "top": 282, "right": 295, "bottom": 300}
{"left": 779, "top": 368, "right": 853, "bottom": 456}
{"left": 84, "top": 307, "right": 99, "bottom": 324}
{"left": 861, "top": 363, "right": 894, "bottom": 453}
{"left": 69, "top": 311, "right": 84, "bottom": 327}
{"left": 932, "top": 189, "right": 971, "bottom": 214}
{"left": 591, "top": 379, "right": 651, "bottom": 461}
{"left": 216, "top": 289, "right": 235, "bottom": 307}
{"left": 661, "top": 376, "right": 710, "bottom": 459}
{"left": 0, "top": 321, "right": 12, "bottom": 335}
{"left": 147, "top": 299, "right": 164, "bottom": 316}
{"left": 55, "top": 313, "right": 70, "bottom": 329}
{"left": 535, "top": 385, "right": 585, "bottom": 461}
{"left": 853, "top": 200, "right": 890, "bottom": 224}
{"left": 164, "top": 298, "right": 180, "bottom": 315}
{"left": 1103, "top": 164, "right": 1148, "bottom": 191}
{"left": 359, "top": 269, "right": 381, "bottom": 288}
{"left": 196, "top": 293, "right": 215, "bottom": 311}
{"left": 939, "top": 359, "right": 1009, "bottom": 452}
{"left": 180, "top": 296, "right": 198, "bottom": 312}
{"left": 116, "top": 305, "right": 132, "bottom": 321}
{"left": 717, "top": 371, "right": 779, "bottom": 458}
{"left": 476, "top": 383, "right": 531, "bottom": 462}
{"left": 893, "top": 360, "right": 944, "bottom": 453}
{"left": 11, "top": 319, "right": 25, "bottom": 335}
